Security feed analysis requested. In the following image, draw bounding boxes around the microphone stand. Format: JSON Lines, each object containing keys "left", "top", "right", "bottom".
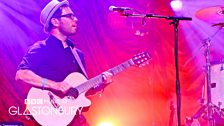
{"left": 122, "top": 12, "right": 192, "bottom": 126}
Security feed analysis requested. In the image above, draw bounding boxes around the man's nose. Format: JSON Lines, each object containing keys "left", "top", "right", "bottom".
{"left": 73, "top": 17, "right": 78, "bottom": 22}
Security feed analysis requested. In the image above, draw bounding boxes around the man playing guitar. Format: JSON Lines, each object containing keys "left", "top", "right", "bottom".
{"left": 16, "top": 0, "right": 112, "bottom": 125}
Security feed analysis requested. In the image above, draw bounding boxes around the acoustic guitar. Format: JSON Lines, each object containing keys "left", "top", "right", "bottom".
{"left": 26, "top": 52, "right": 151, "bottom": 126}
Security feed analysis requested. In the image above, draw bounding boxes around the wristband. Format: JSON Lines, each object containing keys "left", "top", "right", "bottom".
{"left": 42, "top": 79, "right": 47, "bottom": 90}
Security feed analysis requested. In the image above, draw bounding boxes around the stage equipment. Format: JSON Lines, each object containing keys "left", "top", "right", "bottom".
{"left": 195, "top": 6, "right": 224, "bottom": 24}
{"left": 109, "top": 6, "right": 192, "bottom": 126}
{"left": 210, "top": 61, "right": 224, "bottom": 109}
{"left": 186, "top": 9, "right": 224, "bottom": 124}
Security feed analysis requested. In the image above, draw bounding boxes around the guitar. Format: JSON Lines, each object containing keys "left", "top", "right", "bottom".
{"left": 26, "top": 52, "right": 151, "bottom": 126}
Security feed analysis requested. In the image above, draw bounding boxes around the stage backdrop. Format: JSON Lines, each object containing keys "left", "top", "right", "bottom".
{"left": 1, "top": 0, "right": 224, "bottom": 125}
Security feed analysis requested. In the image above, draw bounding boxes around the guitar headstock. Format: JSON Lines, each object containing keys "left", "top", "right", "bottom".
{"left": 132, "top": 52, "right": 151, "bottom": 67}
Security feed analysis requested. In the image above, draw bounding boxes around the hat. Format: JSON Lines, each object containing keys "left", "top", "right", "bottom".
{"left": 40, "top": 0, "right": 69, "bottom": 32}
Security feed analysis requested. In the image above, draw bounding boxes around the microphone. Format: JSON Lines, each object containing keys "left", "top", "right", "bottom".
{"left": 109, "top": 5, "right": 132, "bottom": 12}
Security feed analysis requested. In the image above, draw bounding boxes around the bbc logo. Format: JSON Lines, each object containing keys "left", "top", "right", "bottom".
{"left": 24, "top": 99, "right": 43, "bottom": 105}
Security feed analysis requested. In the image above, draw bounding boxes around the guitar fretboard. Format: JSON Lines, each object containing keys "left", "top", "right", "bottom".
{"left": 75, "top": 59, "right": 134, "bottom": 94}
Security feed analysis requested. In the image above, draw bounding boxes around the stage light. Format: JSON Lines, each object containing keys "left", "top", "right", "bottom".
{"left": 98, "top": 122, "right": 114, "bottom": 126}
{"left": 170, "top": 0, "right": 183, "bottom": 11}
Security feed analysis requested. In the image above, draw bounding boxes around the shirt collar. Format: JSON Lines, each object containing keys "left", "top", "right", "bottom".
{"left": 48, "top": 35, "right": 74, "bottom": 49}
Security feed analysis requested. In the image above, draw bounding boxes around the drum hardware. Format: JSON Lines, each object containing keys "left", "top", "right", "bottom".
{"left": 220, "top": 64, "right": 224, "bottom": 71}
{"left": 184, "top": 5, "right": 224, "bottom": 125}
{"left": 210, "top": 83, "right": 216, "bottom": 88}
{"left": 184, "top": 21, "right": 223, "bottom": 126}
{"left": 185, "top": 36, "right": 215, "bottom": 126}
{"left": 212, "top": 23, "right": 224, "bottom": 28}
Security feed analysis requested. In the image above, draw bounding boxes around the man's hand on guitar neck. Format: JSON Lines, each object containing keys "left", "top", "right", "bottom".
{"left": 102, "top": 71, "right": 113, "bottom": 84}
{"left": 85, "top": 71, "right": 113, "bottom": 96}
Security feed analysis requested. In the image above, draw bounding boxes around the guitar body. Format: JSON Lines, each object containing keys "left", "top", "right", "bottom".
{"left": 27, "top": 72, "right": 91, "bottom": 126}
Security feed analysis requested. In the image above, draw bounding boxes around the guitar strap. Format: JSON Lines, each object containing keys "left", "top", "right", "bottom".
{"left": 70, "top": 47, "right": 88, "bottom": 78}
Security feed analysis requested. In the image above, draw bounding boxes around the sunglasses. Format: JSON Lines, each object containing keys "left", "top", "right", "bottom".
{"left": 58, "top": 13, "right": 76, "bottom": 20}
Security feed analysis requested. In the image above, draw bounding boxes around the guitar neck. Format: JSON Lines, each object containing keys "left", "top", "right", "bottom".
{"left": 75, "top": 59, "right": 134, "bottom": 94}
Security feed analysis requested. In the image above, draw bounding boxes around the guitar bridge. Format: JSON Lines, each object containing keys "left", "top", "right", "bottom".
{"left": 48, "top": 92, "right": 63, "bottom": 113}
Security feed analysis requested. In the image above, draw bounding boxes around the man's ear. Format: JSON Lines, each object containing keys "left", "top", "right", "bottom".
{"left": 50, "top": 18, "right": 60, "bottom": 27}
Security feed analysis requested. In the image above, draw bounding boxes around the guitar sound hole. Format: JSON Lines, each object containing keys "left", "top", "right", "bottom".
{"left": 66, "top": 88, "right": 79, "bottom": 98}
